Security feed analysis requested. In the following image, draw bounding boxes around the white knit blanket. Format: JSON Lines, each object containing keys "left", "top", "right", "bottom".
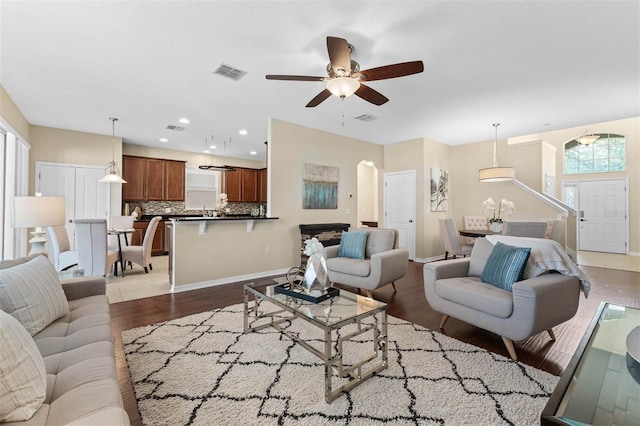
{"left": 486, "top": 235, "right": 590, "bottom": 297}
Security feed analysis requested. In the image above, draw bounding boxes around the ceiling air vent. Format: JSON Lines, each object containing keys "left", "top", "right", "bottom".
{"left": 213, "top": 63, "right": 248, "bottom": 81}
{"left": 166, "top": 125, "right": 185, "bottom": 131}
{"left": 354, "top": 114, "right": 378, "bottom": 122}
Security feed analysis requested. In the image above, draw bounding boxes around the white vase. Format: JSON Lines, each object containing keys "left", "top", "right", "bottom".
{"left": 304, "top": 253, "right": 329, "bottom": 297}
{"left": 490, "top": 222, "right": 502, "bottom": 233}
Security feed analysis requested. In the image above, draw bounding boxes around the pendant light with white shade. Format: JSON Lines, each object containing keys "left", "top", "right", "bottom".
{"left": 478, "top": 123, "right": 515, "bottom": 182}
{"left": 100, "top": 117, "right": 127, "bottom": 184}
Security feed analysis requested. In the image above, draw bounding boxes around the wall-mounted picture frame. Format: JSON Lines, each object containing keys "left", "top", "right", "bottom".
{"left": 303, "top": 163, "right": 338, "bottom": 209}
{"left": 430, "top": 167, "right": 448, "bottom": 212}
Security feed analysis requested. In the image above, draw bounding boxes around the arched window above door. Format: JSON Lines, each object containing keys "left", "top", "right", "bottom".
{"left": 564, "top": 133, "right": 625, "bottom": 175}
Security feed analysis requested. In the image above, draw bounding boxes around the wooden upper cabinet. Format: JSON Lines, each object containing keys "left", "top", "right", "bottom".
{"left": 165, "top": 160, "right": 185, "bottom": 201}
{"left": 145, "top": 159, "right": 166, "bottom": 200}
{"left": 122, "top": 156, "right": 146, "bottom": 202}
{"left": 242, "top": 169, "right": 258, "bottom": 202}
{"left": 122, "top": 155, "right": 186, "bottom": 201}
{"left": 224, "top": 169, "right": 242, "bottom": 202}
{"left": 258, "top": 168, "right": 267, "bottom": 203}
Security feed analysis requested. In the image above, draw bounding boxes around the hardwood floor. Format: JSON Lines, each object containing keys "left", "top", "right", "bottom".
{"left": 110, "top": 261, "right": 640, "bottom": 426}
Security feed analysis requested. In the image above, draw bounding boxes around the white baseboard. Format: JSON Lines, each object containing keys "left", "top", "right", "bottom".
{"left": 171, "top": 268, "right": 290, "bottom": 293}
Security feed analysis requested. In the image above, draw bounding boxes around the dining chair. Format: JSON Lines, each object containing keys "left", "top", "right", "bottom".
{"left": 108, "top": 215, "right": 135, "bottom": 250}
{"left": 45, "top": 225, "right": 78, "bottom": 271}
{"left": 74, "top": 218, "right": 120, "bottom": 277}
{"left": 120, "top": 216, "right": 161, "bottom": 273}
{"left": 463, "top": 215, "right": 489, "bottom": 244}
{"left": 439, "top": 218, "right": 473, "bottom": 260}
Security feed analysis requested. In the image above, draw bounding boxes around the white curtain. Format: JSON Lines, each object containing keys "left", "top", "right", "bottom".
{"left": 1, "top": 127, "right": 30, "bottom": 259}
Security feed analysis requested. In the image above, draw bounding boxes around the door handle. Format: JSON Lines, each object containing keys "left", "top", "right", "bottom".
{"left": 409, "top": 220, "right": 413, "bottom": 223}
{"left": 580, "top": 219, "right": 587, "bottom": 222}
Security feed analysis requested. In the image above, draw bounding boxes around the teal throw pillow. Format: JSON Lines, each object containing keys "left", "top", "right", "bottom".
{"left": 481, "top": 242, "right": 531, "bottom": 291}
{"left": 337, "top": 231, "right": 368, "bottom": 259}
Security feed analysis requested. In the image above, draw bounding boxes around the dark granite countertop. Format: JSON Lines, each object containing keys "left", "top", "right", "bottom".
{"left": 139, "top": 214, "right": 273, "bottom": 221}
{"left": 171, "top": 216, "right": 278, "bottom": 222}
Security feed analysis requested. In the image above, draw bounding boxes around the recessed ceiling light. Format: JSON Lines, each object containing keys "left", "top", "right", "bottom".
{"left": 239, "top": 129, "right": 248, "bottom": 136}
{"left": 249, "top": 151, "right": 257, "bottom": 155}
{"left": 209, "top": 145, "right": 217, "bottom": 149}
{"left": 159, "top": 138, "right": 169, "bottom": 143}
{"left": 178, "top": 118, "right": 190, "bottom": 124}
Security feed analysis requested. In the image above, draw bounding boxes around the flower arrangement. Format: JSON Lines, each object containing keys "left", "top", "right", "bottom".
{"left": 217, "top": 193, "right": 228, "bottom": 212}
{"left": 483, "top": 197, "right": 515, "bottom": 223}
{"left": 302, "top": 237, "right": 324, "bottom": 257}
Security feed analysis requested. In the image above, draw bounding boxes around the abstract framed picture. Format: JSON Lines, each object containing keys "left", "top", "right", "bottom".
{"left": 430, "top": 167, "right": 448, "bottom": 212}
{"left": 303, "top": 163, "right": 338, "bottom": 209}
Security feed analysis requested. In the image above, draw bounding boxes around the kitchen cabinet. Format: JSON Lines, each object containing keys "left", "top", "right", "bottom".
{"left": 258, "top": 168, "right": 267, "bottom": 203}
{"left": 242, "top": 169, "right": 258, "bottom": 202}
{"left": 224, "top": 169, "right": 242, "bottom": 202}
{"left": 145, "top": 159, "right": 166, "bottom": 200}
{"left": 123, "top": 155, "right": 185, "bottom": 202}
{"left": 131, "top": 220, "right": 165, "bottom": 256}
{"left": 122, "top": 156, "right": 146, "bottom": 202}
{"left": 165, "top": 160, "right": 185, "bottom": 201}
{"left": 224, "top": 167, "right": 261, "bottom": 202}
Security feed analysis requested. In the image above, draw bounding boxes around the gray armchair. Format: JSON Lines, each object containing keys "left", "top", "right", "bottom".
{"left": 324, "top": 228, "right": 409, "bottom": 298}
{"left": 423, "top": 237, "right": 581, "bottom": 360}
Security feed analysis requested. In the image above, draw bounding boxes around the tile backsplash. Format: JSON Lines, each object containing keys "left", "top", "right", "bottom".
{"left": 126, "top": 201, "right": 266, "bottom": 216}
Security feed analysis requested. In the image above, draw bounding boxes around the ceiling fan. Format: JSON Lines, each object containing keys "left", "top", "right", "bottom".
{"left": 266, "top": 36, "right": 424, "bottom": 107}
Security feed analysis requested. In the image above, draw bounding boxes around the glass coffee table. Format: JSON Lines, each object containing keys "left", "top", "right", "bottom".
{"left": 542, "top": 302, "right": 640, "bottom": 425}
{"left": 244, "top": 280, "right": 388, "bottom": 403}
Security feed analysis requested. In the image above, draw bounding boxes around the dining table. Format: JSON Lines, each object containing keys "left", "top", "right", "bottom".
{"left": 108, "top": 228, "right": 134, "bottom": 277}
{"left": 458, "top": 229, "right": 499, "bottom": 238}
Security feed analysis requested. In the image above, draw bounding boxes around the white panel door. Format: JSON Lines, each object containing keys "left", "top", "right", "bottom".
{"left": 383, "top": 170, "right": 416, "bottom": 260}
{"left": 37, "top": 164, "right": 76, "bottom": 224}
{"left": 578, "top": 179, "right": 627, "bottom": 254}
{"left": 75, "top": 167, "right": 110, "bottom": 219}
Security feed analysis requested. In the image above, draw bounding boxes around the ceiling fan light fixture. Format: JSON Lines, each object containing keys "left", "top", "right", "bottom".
{"left": 576, "top": 130, "right": 599, "bottom": 145}
{"left": 326, "top": 77, "right": 360, "bottom": 98}
{"left": 100, "top": 117, "right": 127, "bottom": 184}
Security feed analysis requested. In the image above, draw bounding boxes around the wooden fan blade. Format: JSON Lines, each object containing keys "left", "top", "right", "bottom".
{"left": 266, "top": 75, "right": 325, "bottom": 81}
{"left": 354, "top": 84, "right": 389, "bottom": 106}
{"left": 327, "top": 36, "right": 351, "bottom": 75}
{"left": 357, "top": 61, "right": 424, "bottom": 82}
{"left": 306, "top": 89, "right": 332, "bottom": 107}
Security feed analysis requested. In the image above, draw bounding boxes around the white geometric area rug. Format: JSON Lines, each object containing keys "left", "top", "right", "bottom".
{"left": 122, "top": 303, "right": 558, "bottom": 425}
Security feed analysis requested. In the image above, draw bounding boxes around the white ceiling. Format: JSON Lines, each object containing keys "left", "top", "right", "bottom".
{"left": 1, "top": 1, "right": 638, "bottom": 162}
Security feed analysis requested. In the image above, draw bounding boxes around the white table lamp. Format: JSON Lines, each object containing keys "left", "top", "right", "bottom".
{"left": 12, "top": 196, "right": 66, "bottom": 255}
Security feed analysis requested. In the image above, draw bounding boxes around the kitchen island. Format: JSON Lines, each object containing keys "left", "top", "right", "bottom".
{"left": 168, "top": 216, "right": 282, "bottom": 292}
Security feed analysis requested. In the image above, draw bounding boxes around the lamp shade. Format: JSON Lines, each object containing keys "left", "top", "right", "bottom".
{"left": 326, "top": 77, "right": 360, "bottom": 98}
{"left": 576, "top": 134, "right": 599, "bottom": 145}
{"left": 100, "top": 172, "right": 127, "bottom": 184}
{"left": 12, "top": 196, "right": 66, "bottom": 228}
{"left": 479, "top": 166, "right": 516, "bottom": 182}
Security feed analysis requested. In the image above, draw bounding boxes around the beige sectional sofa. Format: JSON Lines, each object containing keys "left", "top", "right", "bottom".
{"left": 0, "top": 255, "right": 129, "bottom": 425}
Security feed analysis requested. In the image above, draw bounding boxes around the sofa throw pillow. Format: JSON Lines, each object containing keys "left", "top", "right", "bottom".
{"left": 337, "top": 231, "right": 368, "bottom": 259}
{"left": 0, "top": 254, "right": 69, "bottom": 336}
{"left": 0, "top": 310, "right": 47, "bottom": 422}
{"left": 481, "top": 242, "right": 531, "bottom": 291}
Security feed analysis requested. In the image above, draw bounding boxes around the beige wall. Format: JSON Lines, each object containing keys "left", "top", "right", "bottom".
{"left": 449, "top": 117, "right": 640, "bottom": 254}
{"left": 357, "top": 162, "right": 377, "bottom": 225}
{"left": 173, "top": 119, "right": 384, "bottom": 288}
{"left": 0, "top": 85, "right": 30, "bottom": 141}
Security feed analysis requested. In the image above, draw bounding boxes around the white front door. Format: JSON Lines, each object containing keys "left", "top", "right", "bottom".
{"left": 383, "top": 170, "right": 416, "bottom": 260}
{"left": 578, "top": 179, "right": 627, "bottom": 254}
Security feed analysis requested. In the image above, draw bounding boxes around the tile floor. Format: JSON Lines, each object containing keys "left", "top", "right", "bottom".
{"left": 100, "top": 251, "right": 639, "bottom": 304}
{"left": 105, "top": 256, "right": 171, "bottom": 304}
